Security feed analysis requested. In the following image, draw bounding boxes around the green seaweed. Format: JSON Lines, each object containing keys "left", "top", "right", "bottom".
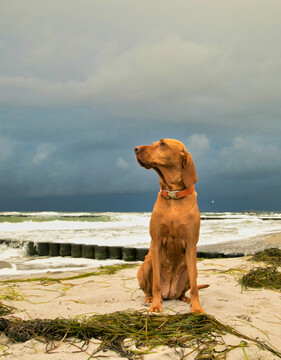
{"left": 240, "top": 266, "right": 281, "bottom": 291}
{"left": 249, "top": 248, "right": 281, "bottom": 266}
{"left": 0, "top": 311, "right": 280, "bottom": 359}
{"left": 0, "top": 286, "right": 24, "bottom": 301}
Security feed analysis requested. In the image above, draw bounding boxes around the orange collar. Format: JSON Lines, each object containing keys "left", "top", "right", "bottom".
{"left": 161, "top": 185, "right": 195, "bottom": 200}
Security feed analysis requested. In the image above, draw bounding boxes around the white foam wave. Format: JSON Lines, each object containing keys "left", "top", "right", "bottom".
{"left": 0, "top": 258, "right": 127, "bottom": 277}
{"left": 0, "top": 212, "right": 280, "bottom": 248}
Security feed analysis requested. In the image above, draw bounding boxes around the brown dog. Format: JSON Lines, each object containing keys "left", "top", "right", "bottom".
{"left": 134, "top": 139, "right": 206, "bottom": 313}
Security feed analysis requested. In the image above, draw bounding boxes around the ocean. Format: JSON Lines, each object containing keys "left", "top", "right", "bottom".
{"left": 0, "top": 211, "right": 280, "bottom": 277}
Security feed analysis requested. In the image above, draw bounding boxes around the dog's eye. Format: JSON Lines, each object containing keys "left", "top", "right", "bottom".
{"left": 160, "top": 141, "right": 166, "bottom": 147}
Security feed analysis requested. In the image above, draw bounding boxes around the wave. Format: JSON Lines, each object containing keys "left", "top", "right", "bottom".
{"left": 0, "top": 211, "right": 280, "bottom": 222}
{"left": 0, "top": 211, "right": 280, "bottom": 246}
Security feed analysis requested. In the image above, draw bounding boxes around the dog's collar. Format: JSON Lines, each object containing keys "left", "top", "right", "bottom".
{"left": 160, "top": 185, "right": 195, "bottom": 200}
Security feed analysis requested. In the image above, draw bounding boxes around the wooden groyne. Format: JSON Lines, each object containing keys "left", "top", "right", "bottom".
{"left": 0, "top": 239, "right": 244, "bottom": 261}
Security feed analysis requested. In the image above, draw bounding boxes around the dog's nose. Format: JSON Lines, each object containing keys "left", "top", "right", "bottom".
{"left": 134, "top": 146, "right": 141, "bottom": 154}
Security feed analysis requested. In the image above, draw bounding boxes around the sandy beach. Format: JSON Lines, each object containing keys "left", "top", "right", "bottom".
{"left": 1, "top": 236, "right": 280, "bottom": 360}
{"left": 197, "top": 231, "right": 281, "bottom": 254}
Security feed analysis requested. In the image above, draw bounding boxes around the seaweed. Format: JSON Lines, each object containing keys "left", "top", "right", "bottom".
{"left": 242, "top": 248, "right": 281, "bottom": 291}
{"left": 240, "top": 266, "right": 281, "bottom": 291}
{"left": 249, "top": 248, "right": 281, "bottom": 266}
{"left": 0, "top": 286, "right": 24, "bottom": 301}
{"left": 0, "top": 311, "right": 280, "bottom": 359}
{"left": 0, "top": 302, "right": 15, "bottom": 316}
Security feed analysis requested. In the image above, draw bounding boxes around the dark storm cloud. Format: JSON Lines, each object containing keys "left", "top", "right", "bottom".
{"left": 0, "top": 0, "right": 280, "bottom": 209}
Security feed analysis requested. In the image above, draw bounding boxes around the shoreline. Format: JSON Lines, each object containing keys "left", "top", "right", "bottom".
{"left": 0, "top": 231, "right": 281, "bottom": 279}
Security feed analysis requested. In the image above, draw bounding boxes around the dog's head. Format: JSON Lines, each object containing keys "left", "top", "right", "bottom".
{"left": 134, "top": 139, "right": 197, "bottom": 189}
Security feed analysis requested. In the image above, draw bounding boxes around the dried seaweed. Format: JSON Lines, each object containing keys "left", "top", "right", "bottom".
{"left": 0, "top": 302, "right": 15, "bottom": 316}
{"left": 240, "top": 266, "right": 281, "bottom": 291}
{"left": 0, "top": 311, "right": 280, "bottom": 359}
{"left": 249, "top": 248, "right": 281, "bottom": 266}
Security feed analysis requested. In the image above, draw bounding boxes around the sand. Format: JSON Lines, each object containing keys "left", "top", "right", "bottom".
{"left": 0, "top": 250, "right": 280, "bottom": 360}
{"left": 265, "top": 232, "right": 281, "bottom": 246}
{"left": 197, "top": 231, "right": 281, "bottom": 254}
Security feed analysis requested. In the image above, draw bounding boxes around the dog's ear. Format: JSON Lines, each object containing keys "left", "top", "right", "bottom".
{"left": 181, "top": 151, "right": 198, "bottom": 187}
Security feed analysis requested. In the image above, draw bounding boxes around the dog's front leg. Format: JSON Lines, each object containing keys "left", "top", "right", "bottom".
{"left": 185, "top": 244, "right": 205, "bottom": 313}
{"left": 149, "top": 243, "right": 162, "bottom": 312}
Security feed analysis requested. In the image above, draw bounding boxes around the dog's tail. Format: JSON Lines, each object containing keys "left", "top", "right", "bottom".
{"left": 198, "top": 284, "right": 209, "bottom": 289}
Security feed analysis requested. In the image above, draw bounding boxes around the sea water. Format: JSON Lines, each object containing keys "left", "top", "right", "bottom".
{"left": 0, "top": 211, "right": 280, "bottom": 276}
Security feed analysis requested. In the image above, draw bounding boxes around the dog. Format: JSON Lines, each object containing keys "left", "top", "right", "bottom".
{"left": 134, "top": 138, "right": 207, "bottom": 313}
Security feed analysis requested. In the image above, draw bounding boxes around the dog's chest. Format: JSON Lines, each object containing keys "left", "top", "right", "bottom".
{"left": 150, "top": 206, "right": 190, "bottom": 238}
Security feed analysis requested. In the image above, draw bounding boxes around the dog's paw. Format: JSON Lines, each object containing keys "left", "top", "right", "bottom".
{"left": 179, "top": 295, "right": 191, "bottom": 303}
{"left": 144, "top": 296, "right": 152, "bottom": 304}
{"left": 148, "top": 303, "right": 162, "bottom": 313}
{"left": 191, "top": 304, "right": 206, "bottom": 314}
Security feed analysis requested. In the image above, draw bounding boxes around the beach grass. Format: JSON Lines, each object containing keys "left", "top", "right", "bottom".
{"left": 0, "top": 310, "right": 280, "bottom": 359}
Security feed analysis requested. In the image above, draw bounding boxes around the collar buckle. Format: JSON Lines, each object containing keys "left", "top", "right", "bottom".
{"left": 166, "top": 190, "right": 178, "bottom": 199}
{"left": 161, "top": 185, "right": 195, "bottom": 200}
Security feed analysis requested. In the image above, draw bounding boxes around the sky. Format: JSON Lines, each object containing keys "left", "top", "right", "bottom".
{"left": 0, "top": 0, "right": 280, "bottom": 212}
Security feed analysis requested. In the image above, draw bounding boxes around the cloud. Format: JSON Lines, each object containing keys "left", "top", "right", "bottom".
{"left": 32, "top": 143, "right": 55, "bottom": 165}
{"left": 0, "top": 0, "right": 280, "bottom": 135}
{"left": 186, "top": 134, "right": 210, "bottom": 160}
{"left": 1, "top": 34, "right": 280, "bottom": 115}
{"left": 0, "top": 137, "right": 14, "bottom": 162}
{"left": 116, "top": 157, "right": 130, "bottom": 170}
{"left": 0, "top": 0, "right": 280, "bottom": 209}
{"left": 219, "top": 137, "right": 281, "bottom": 179}
{"left": 3, "top": 36, "right": 221, "bottom": 107}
